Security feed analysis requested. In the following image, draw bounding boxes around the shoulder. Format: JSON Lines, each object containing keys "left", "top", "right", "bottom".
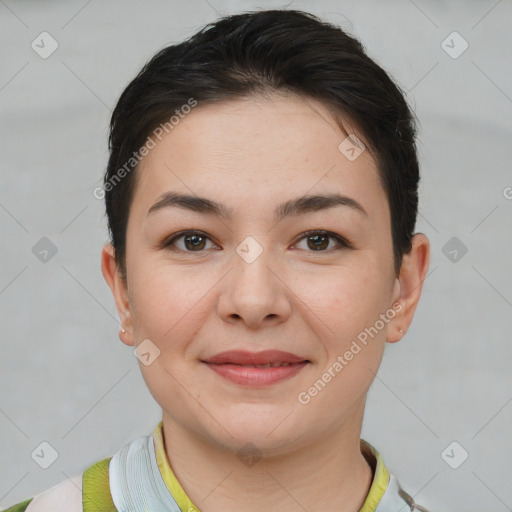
{"left": 3, "top": 474, "right": 83, "bottom": 512}
{"left": 4, "top": 457, "right": 116, "bottom": 512}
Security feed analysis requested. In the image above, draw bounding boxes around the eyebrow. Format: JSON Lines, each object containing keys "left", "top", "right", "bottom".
{"left": 147, "top": 191, "right": 368, "bottom": 222}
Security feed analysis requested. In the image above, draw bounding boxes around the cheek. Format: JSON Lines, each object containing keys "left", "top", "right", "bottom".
{"left": 300, "top": 264, "right": 390, "bottom": 400}
{"left": 128, "top": 265, "right": 210, "bottom": 414}
{"left": 128, "top": 262, "right": 212, "bottom": 350}
{"left": 296, "top": 271, "right": 388, "bottom": 417}
{"left": 300, "top": 263, "right": 387, "bottom": 340}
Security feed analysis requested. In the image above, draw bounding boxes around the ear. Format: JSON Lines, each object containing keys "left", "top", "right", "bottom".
{"left": 101, "top": 243, "right": 135, "bottom": 347}
{"left": 387, "top": 233, "right": 430, "bottom": 343}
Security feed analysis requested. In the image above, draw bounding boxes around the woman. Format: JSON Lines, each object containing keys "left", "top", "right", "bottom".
{"left": 6, "top": 9, "right": 431, "bottom": 511}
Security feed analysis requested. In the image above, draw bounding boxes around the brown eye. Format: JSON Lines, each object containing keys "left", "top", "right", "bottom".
{"left": 183, "top": 233, "right": 207, "bottom": 251}
{"left": 306, "top": 233, "right": 329, "bottom": 251}
{"left": 163, "top": 231, "right": 217, "bottom": 252}
{"left": 294, "top": 231, "right": 350, "bottom": 252}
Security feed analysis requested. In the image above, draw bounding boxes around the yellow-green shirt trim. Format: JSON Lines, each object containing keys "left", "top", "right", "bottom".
{"left": 83, "top": 456, "right": 117, "bottom": 512}
{"left": 358, "top": 439, "right": 390, "bottom": 511}
{"left": 153, "top": 421, "right": 201, "bottom": 512}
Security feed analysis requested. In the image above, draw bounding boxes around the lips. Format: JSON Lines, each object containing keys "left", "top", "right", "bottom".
{"left": 201, "top": 350, "right": 310, "bottom": 386}
{"left": 203, "top": 349, "right": 308, "bottom": 366}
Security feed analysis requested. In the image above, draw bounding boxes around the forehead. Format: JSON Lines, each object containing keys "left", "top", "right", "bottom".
{"left": 131, "top": 93, "right": 389, "bottom": 224}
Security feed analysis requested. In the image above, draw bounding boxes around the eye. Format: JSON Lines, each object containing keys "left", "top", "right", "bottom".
{"left": 293, "top": 230, "right": 352, "bottom": 252}
{"left": 162, "top": 230, "right": 219, "bottom": 252}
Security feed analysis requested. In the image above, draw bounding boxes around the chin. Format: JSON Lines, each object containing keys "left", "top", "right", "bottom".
{"left": 203, "top": 409, "right": 308, "bottom": 455}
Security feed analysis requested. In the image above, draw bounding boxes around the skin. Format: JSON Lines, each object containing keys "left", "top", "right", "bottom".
{"left": 102, "top": 93, "right": 430, "bottom": 512}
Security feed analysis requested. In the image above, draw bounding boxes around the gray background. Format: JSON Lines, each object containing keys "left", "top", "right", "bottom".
{"left": 1, "top": 0, "right": 511, "bottom": 510}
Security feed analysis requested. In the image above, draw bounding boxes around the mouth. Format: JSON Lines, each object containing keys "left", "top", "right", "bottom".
{"left": 202, "top": 349, "right": 309, "bottom": 365}
{"left": 201, "top": 350, "right": 310, "bottom": 386}
{"left": 216, "top": 361, "right": 303, "bottom": 368}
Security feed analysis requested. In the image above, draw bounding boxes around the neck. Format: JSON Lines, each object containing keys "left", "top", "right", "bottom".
{"left": 161, "top": 403, "right": 374, "bottom": 512}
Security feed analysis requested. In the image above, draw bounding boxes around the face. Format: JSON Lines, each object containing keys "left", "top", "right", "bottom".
{"left": 102, "top": 93, "right": 428, "bottom": 455}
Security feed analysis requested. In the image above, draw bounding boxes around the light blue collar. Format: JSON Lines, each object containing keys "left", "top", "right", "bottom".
{"left": 109, "top": 433, "right": 181, "bottom": 512}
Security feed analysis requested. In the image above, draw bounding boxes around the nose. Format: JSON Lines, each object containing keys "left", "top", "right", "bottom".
{"left": 216, "top": 239, "right": 292, "bottom": 330}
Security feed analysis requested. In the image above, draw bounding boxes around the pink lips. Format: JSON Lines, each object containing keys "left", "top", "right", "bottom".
{"left": 202, "top": 350, "right": 309, "bottom": 386}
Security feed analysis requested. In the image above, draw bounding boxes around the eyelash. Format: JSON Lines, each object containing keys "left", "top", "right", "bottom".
{"left": 161, "top": 229, "right": 353, "bottom": 253}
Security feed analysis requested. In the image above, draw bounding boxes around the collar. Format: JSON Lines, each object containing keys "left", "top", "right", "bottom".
{"left": 153, "top": 421, "right": 201, "bottom": 511}
{"left": 153, "top": 421, "right": 400, "bottom": 512}
{"left": 108, "top": 421, "right": 414, "bottom": 511}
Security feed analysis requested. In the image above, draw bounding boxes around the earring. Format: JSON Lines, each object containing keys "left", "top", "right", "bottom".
{"left": 399, "top": 328, "right": 404, "bottom": 333}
